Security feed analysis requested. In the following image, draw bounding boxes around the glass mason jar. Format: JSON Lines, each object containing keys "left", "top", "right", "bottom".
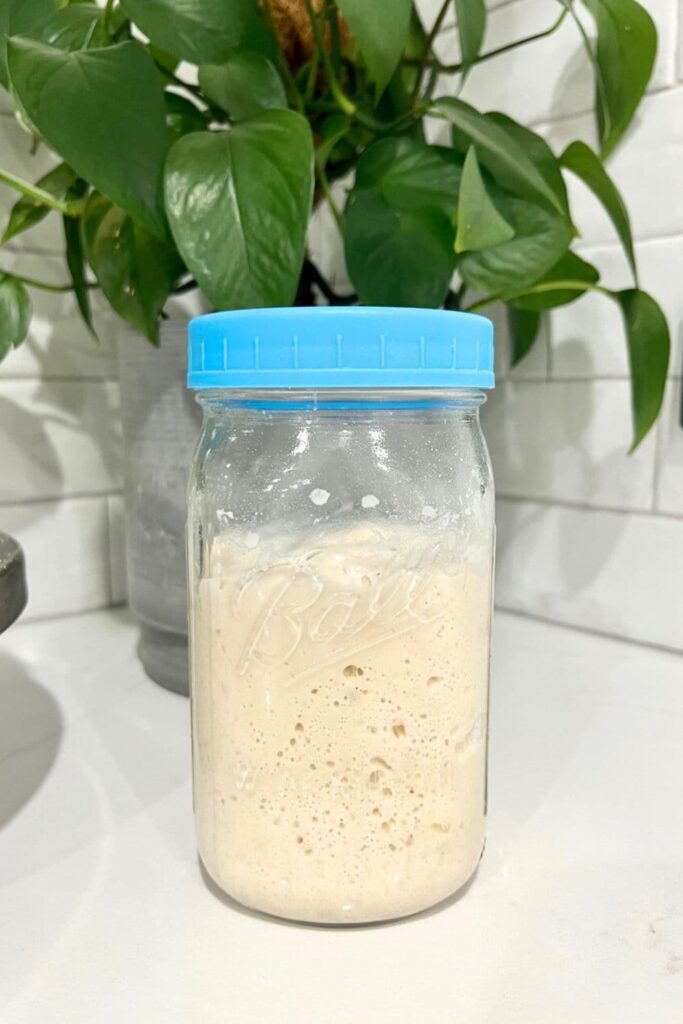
{"left": 187, "top": 308, "right": 495, "bottom": 925}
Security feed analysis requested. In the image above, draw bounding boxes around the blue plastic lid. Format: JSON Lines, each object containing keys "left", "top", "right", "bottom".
{"left": 187, "top": 307, "right": 494, "bottom": 390}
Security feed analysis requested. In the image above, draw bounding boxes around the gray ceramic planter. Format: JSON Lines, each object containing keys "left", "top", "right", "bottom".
{"left": 0, "top": 533, "right": 27, "bottom": 634}
{"left": 117, "top": 320, "right": 201, "bottom": 695}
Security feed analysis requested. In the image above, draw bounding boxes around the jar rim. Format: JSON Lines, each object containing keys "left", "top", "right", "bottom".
{"left": 196, "top": 387, "right": 487, "bottom": 412}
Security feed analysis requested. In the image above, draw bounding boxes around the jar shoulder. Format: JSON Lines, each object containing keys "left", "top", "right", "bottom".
{"left": 190, "top": 412, "right": 494, "bottom": 535}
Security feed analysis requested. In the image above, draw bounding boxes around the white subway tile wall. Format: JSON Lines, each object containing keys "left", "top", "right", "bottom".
{"left": 0, "top": 497, "right": 112, "bottom": 619}
{"left": 106, "top": 494, "right": 129, "bottom": 605}
{"left": 489, "top": 303, "right": 550, "bottom": 381}
{"left": 655, "top": 377, "right": 683, "bottom": 516}
{"left": 549, "top": 236, "right": 683, "bottom": 379}
{"left": 0, "top": 110, "right": 123, "bottom": 621}
{"left": 471, "top": 0, "right": 683, "bottom": 649}
{"left": 495, "top": 497, "right": 683, "bottom": 651}
{"left": 485, "top": 380, "right": 659, "bottom": 511}
{"left": 540, "top": 90, "right": 683, "bottom": 246}
{"left": 0, "top": 379, "right": 122, "bottom": 503}
{"left": 456, "top": 0, "right": 678, "bottom": 125}
{"left": 0, "top": 1, "right": 681, "bottom": 651}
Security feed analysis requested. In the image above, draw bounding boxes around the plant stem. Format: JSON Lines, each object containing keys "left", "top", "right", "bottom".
{"left": 411, "top": 0, "right": 451, "bottom": 105}
{"left": 301, "top": 2, "right": 426, "bottom": 132}
{"left": 304, "top": 49, "right": 321, "bottom": 103}
{"left": 0, "top": 167, "right": 84, "bottom": 217}
{"left": 277, "top": 55, "right": 305, "bottom": 114}
{"left": 472, "top": 5, "right": 569, "bottom": 67}
{"left": 301, "top": 258, "right": 356, "bottom": 305}
{"left": 388, "top": 103, "right": 430, "bottom": 133}
{"left": 445, "top": 283, "right": 467, "bottom": 310}
{"left": 560, "top": 0, "right": 610, "bottom": 139}
{"left": 307, "top": 99, "right": 342, "bottom": 113}
{"left": 422, "top": 62, "right": 441, "bottom": 105}
{"left": 303, "top": 0, "right": 356, "bottom": 116}
{"left": 316, "top": 162, "right": 344, "bottom": 235}
{"left": 102, "top": 0, "right": 116, "bottom": 38}
{"left": 465, "top": 278, "right": 611, "bottom": 312}
{"left": 325, "top": 0, "right": 342, "bottom": 76}
{"left": 1, "top": 270, "right": 98, "bottom": 293}
{"left": 173, "top": 278, "right": 198, "bottom": 296}
{"left": 405, "top": 4, "right": 571, "bottom": 75}
{"left": 261, "top": 0, "right": 305, "bottom": 112}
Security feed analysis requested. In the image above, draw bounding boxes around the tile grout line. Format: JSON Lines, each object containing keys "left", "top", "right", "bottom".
{"left": 0, "top": 374, "right": 118, "bottom": 383}
{"left": 8, "top": 489, "right": 672, "bottom": 522}
{"left": 4, "top": 244, "right": 66, "bottom": 258}
{"left": 528, "top": 81, "right": 683, "bottom": 131}
{"left": 542, "top": 319, "right": 551, "bottom": 381}
{"left": 494, "top": 604, "right": 683, "bottom": 658}
{"left": 0, "top": 490, "right": 123, "bottom": 510}
{"left": 494, "top": 374, "right": 641, "bottom": 383}
{"left": 496, "top": 491, "right": 683, "bottom": 521}
{"left": 574, "top": 233, "right": 683, "bottom": 253}
{"left": 492, "top": 374, "right": 683, "bottom": 384}
{"left": 574, "top": 228, "right": 683, "bottom": 249}
{"left": 13, "top": 600, "right": 681, "bottom": 659}
{"left": 103, "top": 494, "right": 117, "bottom": 609}
{"left": 650, "top": 378, "right": 669, "bottom": 514}
{"left": 11, "top": 599, "right": 129, "bottom": 631}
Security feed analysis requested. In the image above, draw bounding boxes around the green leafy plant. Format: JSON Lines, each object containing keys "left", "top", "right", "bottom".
{"left": 0, "top": 0, "right": 669, "bottom": 448}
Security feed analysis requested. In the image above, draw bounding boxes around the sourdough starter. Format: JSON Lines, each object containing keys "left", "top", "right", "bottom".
{"left": 191, "top": 524, "right": 491, "bottom": 923}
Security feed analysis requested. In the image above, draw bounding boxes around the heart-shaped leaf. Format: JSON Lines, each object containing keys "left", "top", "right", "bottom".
{"left": 458, "top": 196, "right": 572, "bottom": 296}
{"left": 486, "top": 112, "right": 570, "bottom": 218}
{"left": 120, "top": 0, "right": 274, "bottom": 64}
{"left": 0, "top": 0, "right": 58, "bottom": 86}
{"left": 32, "top": 3, "right": 105, "bottom": 50}
{"left": 507, "top": 306, "right": 540, "bottom": 366}
{"left": 336, "top": 0, "right": 412, "bottom": 95}
{"left": 354, "top": 136, "right": 462, "bottom": 216}
{"left": 164, "top": 110, "right": 314, "bottom": 309}
{"left": 0, "top": 274, "right": 31, "bottom": 360}
{"left": 455, "top": 146, "right": 514, "bottom": 254}
{"left": 579, "top": 0, "right": 656, "bottom": 158}
{"left": 199, "top": 54, "right": 286, "bottom": 121}
{"left": 614, "top": 288, "right": 669, "bottom": 450}
{"left": 346, "top": 192, "right": 456, "bottom": 307}
{"left": 83, "top": 194, "right": 183, "bottom": 342}
{"left": 512, "top": 251, "right": 600, "bottom": 310}
{"left": 560, "top": 140, "right": 637, "bottom": 282}
{"left": 434, "top": 97, "right": 567, "bottom": 216}
{"left": 345, "top": 137, "right": 461, "bottom": 307}
{"left": 398, "top": 7, "right": 429, "bottom": 98}
{"left": 454, "top": 0, "right": 486, "bottom": 75}
{"left": 2, "top": 163, "right": 77, "bottom": 244}
{"left": 63, "top": 178, "right": 93, "bottom": 332}
{"left": 8, "top": 38, "right": 169, "bottom": 241}
{"left": 315, "top": 115, "right": 353, "bottom": 168}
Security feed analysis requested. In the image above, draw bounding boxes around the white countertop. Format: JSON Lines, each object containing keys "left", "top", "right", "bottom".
{"left": 1, "top": 608, "right": 682, "bottom": 1023}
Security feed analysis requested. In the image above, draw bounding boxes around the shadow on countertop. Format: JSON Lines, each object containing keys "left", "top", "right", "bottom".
{"left": 0, "top": 650, "right": 62, "bottom": 829}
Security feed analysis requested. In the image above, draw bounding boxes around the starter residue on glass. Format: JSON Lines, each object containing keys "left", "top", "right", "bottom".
{"left": 192, "top": 524, "right": 491, "bottom": 924}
